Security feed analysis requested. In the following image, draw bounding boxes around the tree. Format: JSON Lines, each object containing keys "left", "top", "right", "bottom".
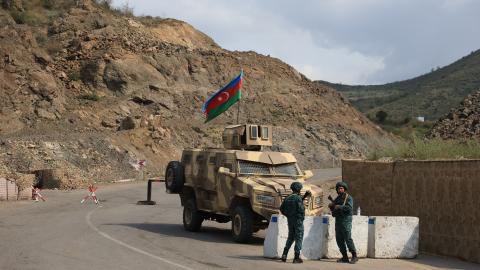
{"left": 376, "top": 110, "right": 388, "bottom": 123}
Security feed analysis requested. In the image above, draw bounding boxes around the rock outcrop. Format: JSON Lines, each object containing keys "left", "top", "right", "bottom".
{"left": 428, "top": 91, "right": 480, "bottom": 139}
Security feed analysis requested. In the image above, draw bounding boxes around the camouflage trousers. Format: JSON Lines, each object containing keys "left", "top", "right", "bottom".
{"left": 283, "top": 219, "right": 304, "bottom": 255}
{"left": 335, "top": 220, "right": 357, "bottom": 255}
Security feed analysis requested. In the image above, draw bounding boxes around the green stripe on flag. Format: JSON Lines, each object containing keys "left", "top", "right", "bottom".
{"left": 205, "top": 90, "right": 241, "bottom": 123}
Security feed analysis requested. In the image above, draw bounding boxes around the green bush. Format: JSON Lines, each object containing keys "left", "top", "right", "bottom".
{"left": 42, "top": 0, "right": 56, "bottom": 9}
{"left": 95, "top": 0, "right": 113, "bottom": 9}
{"left": 138, "top": 15, "right": 164, "bottom": 27}
{"left": 94, "top": 0, "right": 134, "bottom": 17}
{"left": 68, "top": 70, "right": 81, "bottom": 81}
{"left": 9, "top": 9, "right": 49, "bottom": 26}
{"left": 375, "top": 110, "right": 388, "bottom": 123}
{"left": 368, "top": 136, "right": 480, "bottom": 160}
{"left": 35, "top": 33, "right": 48, "bottom": 46}
{"left": 79, "top": 94, "right": 101, "bottom": 101}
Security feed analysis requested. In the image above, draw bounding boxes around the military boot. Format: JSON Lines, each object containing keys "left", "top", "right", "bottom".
{"left": 281, "top": 254, "right": 287, "bottom": 262}
{"left": 350, "top": 252, "right": 359, "bottom": 264}
{"left": 293, "top": 253, "right": 303, "bottom": 264}
{"left": 337, "top": 252, "right": 349, "bottom": 263}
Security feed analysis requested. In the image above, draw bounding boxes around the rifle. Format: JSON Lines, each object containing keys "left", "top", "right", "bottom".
{"left": 328, "top": 194, "right": 349, "bottom": 212}
{"left": 302, "top": 190, "right": 312, "bottom": 200}
{"left": 328, "top": 195, "right": 335, "bottom": 211}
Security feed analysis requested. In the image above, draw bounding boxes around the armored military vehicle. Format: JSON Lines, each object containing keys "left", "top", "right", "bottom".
{"left": 165, "top": 124, "right": 323, "bottom": 243}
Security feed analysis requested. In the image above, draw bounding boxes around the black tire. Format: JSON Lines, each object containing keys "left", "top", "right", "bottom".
{"left": 231, "top": 205, "right": 253, "bottom": 243}
{"left": 183, "top": 199, "right": 203, "bottom": 232}
{"left": 165, "top": 161, "right": 184, "bottom": 193}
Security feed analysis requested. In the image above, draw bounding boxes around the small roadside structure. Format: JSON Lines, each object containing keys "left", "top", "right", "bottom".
{"left": 0, "top": 176, "right": 32, "bottom": 201}
{"left": 0, "top": 177, "right": 18, "bottom": 200}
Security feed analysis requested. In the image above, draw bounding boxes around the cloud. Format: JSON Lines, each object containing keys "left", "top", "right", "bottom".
{"left": 112, "top": 0, "right": 480, "bottom": 85}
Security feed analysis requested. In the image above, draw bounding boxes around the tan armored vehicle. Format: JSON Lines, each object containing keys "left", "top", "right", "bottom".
{"left": 165, "top": 124, "right": 323, "bottom": 243}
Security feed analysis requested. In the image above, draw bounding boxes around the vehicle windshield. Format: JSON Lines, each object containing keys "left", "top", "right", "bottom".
{"left": 238, "top": 160, "right": 301, "bottom": 176}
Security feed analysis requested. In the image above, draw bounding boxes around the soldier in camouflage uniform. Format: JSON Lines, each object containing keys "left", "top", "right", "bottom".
{"left": 329, "top": 181, "right": 358, "bottom": 264}
{"left": 280, "top": 182, "right": 311, "bottom": 263}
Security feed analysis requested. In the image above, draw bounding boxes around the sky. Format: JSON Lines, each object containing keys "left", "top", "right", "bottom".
{"left": 112, "top": 0, "right": 480, "bottom": 85}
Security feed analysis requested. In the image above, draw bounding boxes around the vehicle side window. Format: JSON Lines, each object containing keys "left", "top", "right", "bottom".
{"left": 209, "top": 156, "right": 216, "bottom": 164}
{"left": 261, "top": 126, "right": 269, "bottom": 140}
{"left": 250, "top": 125, "right": 258, "bottom": 139}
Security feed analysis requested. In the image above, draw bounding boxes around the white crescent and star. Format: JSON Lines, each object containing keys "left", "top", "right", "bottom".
{"left": 217, "top": 91, "right": 230, "bottom": 102}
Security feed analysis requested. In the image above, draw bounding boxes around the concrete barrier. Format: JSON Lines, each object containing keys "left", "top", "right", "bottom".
{"left": 263, "top": 215, "right": 323, "bottom": 260}
{"left": 368, "top": 216, "right": 419, "bottom": 258}
{"left": 322, "top": 215, "right": 369, "bottom": 258}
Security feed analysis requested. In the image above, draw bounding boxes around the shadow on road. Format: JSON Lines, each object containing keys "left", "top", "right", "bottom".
{"left": 411, "top": 255, "right": 480, "bottom": 270}
{"left": 108, "top": 223, "right": 264, "bottom": 245}
{"left": 227, "top": 255, "right": 282, "bottom": 263}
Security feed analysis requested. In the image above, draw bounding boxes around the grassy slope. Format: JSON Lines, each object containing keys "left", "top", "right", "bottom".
{"left": 367, "top": 136, "right": 480, "bottom": 160}
{"left": 319, "top": 49, "right": 480, "bottom": 122}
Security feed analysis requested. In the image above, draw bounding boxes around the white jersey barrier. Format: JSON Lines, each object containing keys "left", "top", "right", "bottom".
{"left": 263, "top": 215, "right": 323, "bottom": 260}
{"left": 322, "top": 215, "right": 369, "bottom": 258}
{"left": 264, "top": 214, "right": 419, "bottom": 260}
{"left": 368, "top": 216, "right": 419, "bottom": 258}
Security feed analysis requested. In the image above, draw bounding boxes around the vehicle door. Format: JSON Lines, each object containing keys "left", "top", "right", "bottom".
{"left": 215, "top": 153, "right": 236, "bottom": 212}
{"left": 194, "top": 152, "right": 218, "bottom": 210}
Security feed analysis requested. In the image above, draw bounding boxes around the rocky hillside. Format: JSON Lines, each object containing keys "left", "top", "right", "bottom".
{"left": 0, "top": 0, "right": 392, "bottom": 186}
{"left": 428, "top": 91, "right": 480, "bottom": 139}
{"left": 320, "top": 49, "right": 480, "bottom": 122}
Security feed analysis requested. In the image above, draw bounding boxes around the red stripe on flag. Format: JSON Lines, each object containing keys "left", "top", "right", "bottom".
{"left": 205, "top": 79, "right": 242, "bottom": 114}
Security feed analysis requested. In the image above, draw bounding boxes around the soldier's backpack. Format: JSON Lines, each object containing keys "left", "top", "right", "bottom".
{"left": 280, "top": 195, "right": 295, "bottom": 217}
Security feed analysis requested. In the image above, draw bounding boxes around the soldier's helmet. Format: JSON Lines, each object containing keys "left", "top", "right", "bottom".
{"left": 335, "top": 181, "right": 348, "bottom": 191}
{"left": 290, "top": 182, "right": 303, "bottom": 192}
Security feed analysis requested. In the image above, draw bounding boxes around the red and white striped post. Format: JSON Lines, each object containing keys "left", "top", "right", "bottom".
{"left": 129, "top": 159, "right": 147, "bottom": 181}
{"left": 32, "top": 187, "right": 46, "bottom": 202}
{"left": 81, "top": 184, "right": 99, "bottom": 204}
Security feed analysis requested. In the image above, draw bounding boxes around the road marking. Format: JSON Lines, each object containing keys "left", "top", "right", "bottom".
{"left": 86, "top": 208, "right": 196, "bottom": 270}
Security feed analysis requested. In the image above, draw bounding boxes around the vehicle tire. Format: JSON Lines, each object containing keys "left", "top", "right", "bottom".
{"left": 165, "top": 161, "right": 184, "bottom": 193}
{"left": 231, "top": 205, "right": 253, "bottom": 243}
{"left": 183, "top": 199, "right": 203, "bottom": 232}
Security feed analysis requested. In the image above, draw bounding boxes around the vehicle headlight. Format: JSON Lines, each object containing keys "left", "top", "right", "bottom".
{"left": 255, "top": 194, "right": 275, "bottom": 207}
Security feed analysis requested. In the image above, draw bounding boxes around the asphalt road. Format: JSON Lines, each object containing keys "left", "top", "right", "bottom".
{"left": 0, "top": 181, "right": 477, "bottom": 270}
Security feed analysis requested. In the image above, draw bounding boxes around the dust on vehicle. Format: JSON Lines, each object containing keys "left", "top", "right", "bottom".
{"left": 165, "top": 124, "right": 323, "bottom": 243}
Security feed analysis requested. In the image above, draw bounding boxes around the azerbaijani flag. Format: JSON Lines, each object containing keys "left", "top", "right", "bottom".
{"left": 202, "top": 71, "right": 243, "bottom": 123}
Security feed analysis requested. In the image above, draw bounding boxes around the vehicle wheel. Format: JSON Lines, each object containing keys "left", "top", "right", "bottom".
{"left": 183, "top": 199, "right": 203, "bottom": 232}
{"left": 165, "top": 161, "right": 184, "bottom": 193}
{"left": 231, "top": 205, "right": 253, "bottom": 243}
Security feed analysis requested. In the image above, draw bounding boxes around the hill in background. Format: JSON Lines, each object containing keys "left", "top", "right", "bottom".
{"left": 319, "top": 49, "right": 480, "bottom": 123}
{"left": 0, "top": 0, "right": 393, "bottom": 185}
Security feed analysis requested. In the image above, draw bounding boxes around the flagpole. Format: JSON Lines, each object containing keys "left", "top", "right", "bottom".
{"left": 236, "top": 99, "right": 240, "bottom": 124}
{"left": 237, "top": 69, "right": 243, "bottom": 125}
